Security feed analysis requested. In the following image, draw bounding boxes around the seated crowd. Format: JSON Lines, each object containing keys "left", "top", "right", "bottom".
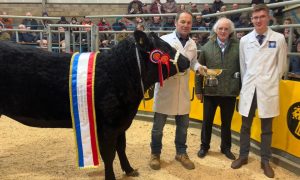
{"left": 0, "top": 0, "right": 299, "bottom": 80}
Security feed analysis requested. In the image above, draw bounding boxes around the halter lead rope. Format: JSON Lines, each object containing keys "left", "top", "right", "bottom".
{"left": 135, "top": 44, "right": 146, "bottom": 108}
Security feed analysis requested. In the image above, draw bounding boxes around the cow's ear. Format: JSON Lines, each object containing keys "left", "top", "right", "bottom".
{"left": 134, "top": 30, "right": 150, "bottom": 49}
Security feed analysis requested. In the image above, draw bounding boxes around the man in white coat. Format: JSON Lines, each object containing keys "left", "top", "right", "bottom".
{"left": 231, "top": 4, "right": 287, "bottom": 178}
{"left": 149, "top": 10, "right": 207, "bottom": 170}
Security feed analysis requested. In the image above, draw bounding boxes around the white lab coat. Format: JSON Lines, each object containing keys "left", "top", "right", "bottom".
{"left": 153, "top": 32, "right": 201, "bottom": 115}
{"left": 238, "top": 28, "right": 287, "bottom": 118}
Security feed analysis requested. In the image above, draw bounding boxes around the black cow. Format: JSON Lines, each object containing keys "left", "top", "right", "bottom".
{"left": 0, "top": 31, "right": 190, "bottom": 180}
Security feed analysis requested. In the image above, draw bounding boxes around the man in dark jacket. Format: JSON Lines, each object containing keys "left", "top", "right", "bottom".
{"left": 195, "top": 17, "right": 240, "bottom": 160}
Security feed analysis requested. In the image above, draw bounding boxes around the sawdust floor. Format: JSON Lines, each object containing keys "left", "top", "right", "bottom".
{"left": 0, "top": 116, "right": 298, "bottom": 180}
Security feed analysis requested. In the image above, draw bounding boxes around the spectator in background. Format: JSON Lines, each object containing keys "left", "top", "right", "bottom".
{"left": 22, "top": 12, "right": 38, "bottom": 30}
{"left": 98, "top": 17, "right": 111, "bottom": 31}
{"left": 0, "top": 11, "right": 13, "bottom": 29}
{"left": 37, "top": 39, "right": 48, "bottom": 50}
{"left": 202, "top": 4, "right": 215, "bottom": 29}
{"left": 142, "top": 3, "right": 149, "bottom": 14}
{"left": 116, "top": 28, "right": 129, "bottom": 43}
{"left": 163, "top": 0, "right": 177, "bottom": 14}
{"left": 150, "top": 0, "right": 164, "bottom": 14}
{"left": 191, "top": 33, "right": 201, "bottom": 53}
{"left": 52, "top": 26, "right": 66, "bottom": 44}
{"left": 70, "top": 17, "right": 80, "bottom": 42}
{"left": 162, "top": 16, "right": 175, "bottom": 31}
{"left": 236, "top": 31, "right": 246, "bottom": 40}
{"left": 128, "top": 0, "right": 143, "bottom": 14}
{"left": 135, "top": 16, "right": 148, "bottom": 31}
{"left": 229, "top": 4, "right": 241, "bottom": 25}
{"left": 81, "top": 16, "right": 93, "bottom": 26}
{"left": 149, "top": 16, "right": 162, "bottom": 31}
{"left": 217, "top": 5, "right": 228, "bottom": 18}
{"left": 235, "top": 15, "right": 252, "bottom": 28}
{"left": 0, "top": 23, "right": 10, "bottom": 41}
{"left": 112, "top": 17, "right": 127, "bottom": 31}
{"left": 121, "top": 17, "right": 136, "bottom": 31}
{"left": 269, "top": 0, "right": 283, "bottom": 24}
{"left": 190, "top": 3, "right": 199, "bottom": 13}
{"left": 212, "top": 0, "right": 224, "bottom": 13}
{"left": 38, "top": 12, "right": 53, "bottom": 30}
{"left": 99, "top": 39, "right": 111, "bottom": 54}
{"left": 192, "top": 14, "right": 207, "bottom": 30}
{"left": 250, "top": 0, "right": 264, "bottom": 6}
{"left": 11, "top": 24, "right": 36, "bottom": 43}
{"left": 178, "top": 4, "right": 186, "bottom": 12}
{"left": 136, "top": 23, "right": 145, "bottom": 31}
{"left": 281, "top": 18, "right": 300, "bottom": 48}
{"left": 70, "top": 17, "right": 79, "bottom": 31}
{"left": 289, "top": 39, "right": 300, "bottom": 78}
{"left": 57, "top": 16, "right": 69, "bottom": 25}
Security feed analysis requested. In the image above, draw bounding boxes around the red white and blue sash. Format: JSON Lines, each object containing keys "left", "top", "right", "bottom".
{"left": 69, "top": 52, "right": 100, "bottom": 168}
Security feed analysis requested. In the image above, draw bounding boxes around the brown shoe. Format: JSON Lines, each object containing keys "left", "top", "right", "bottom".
{"left": 149, "top": 154, "right": 161, "bottom": 170}
{"left": 175, "top": 154, "right": 195, "bottom": 170}
{"left": 261, "top": 162, "right": 275, "bottom": 178}
{"left": 231, "top": 157, "right": 248, "bottom": 169}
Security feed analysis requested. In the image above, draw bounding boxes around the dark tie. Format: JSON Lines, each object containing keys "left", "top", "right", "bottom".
{"left": 257, "top": 35, "right": 265, "bottom": 45}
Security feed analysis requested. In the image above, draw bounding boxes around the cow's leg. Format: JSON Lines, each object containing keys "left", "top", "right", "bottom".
{"left": 116, "top": 132, "right": 139, "bottom": 177}
{"left": 99, "top": 131, "right": 118, "bottom": 180}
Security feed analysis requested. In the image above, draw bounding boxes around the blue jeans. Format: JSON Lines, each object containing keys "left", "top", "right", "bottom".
{"left": 150, "top": 112, "right": 189, "bottom": 155}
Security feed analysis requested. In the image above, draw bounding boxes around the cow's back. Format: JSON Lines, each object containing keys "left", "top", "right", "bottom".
{"left": 0, "top": 42, "right": 72, "bottom": 126}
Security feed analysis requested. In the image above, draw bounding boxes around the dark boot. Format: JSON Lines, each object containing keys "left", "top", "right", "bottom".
{"left": 261, "top": 161, "right": 275, "bottom": 178}
{"left": 231, "top": 157, "right": 248, "bottom": 169}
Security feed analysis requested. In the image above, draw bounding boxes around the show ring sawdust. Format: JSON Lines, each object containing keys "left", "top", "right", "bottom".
{"left": 0, "top": 116, "right": 298, "bottom": 180}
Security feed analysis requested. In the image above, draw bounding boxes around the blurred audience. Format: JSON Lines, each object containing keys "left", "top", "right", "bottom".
{"left": 229, "top": 4, "right": 241, "bottom": 25}
{"left": 38, "top": 12, "right": 53, "bottom": 30}
{"left": 11, "top": 24, "right": 36, "bottom": 43}
{"left": 149, "top": 16, "right": 162, "bottom": 31}
{"left": 163, "top": 0, "right": 177, "bottom": 13}
{"left": 112, "top": 17, "right": 127, "bottom": 31}
{"left": 21, "top": 12, "right": 38, "bottom": 30}
{"left": 192, "top": 14, "right": 207, "bottom": 30}
{"left": 128, "top": 0, "right": 143, "bottom": 14}
{"left": 212, "top": 0, "right": 224, "bottom": 13}
{"left": 150, "top": 0, "right": 164, "bottom": 14}
{"left": 0, "top": 11, "right": 13, "bottom": 29}
{"left": 0, "top": 23, "right": 10, "bottom": 41}
{"left": 98, "top": 17, "right": 111, "bottom": 31}
{"left": 190, "top": 3, "right": 199, "bottom": 13}
{"left": 162, "top": 16, "right": 175, "bottom": 31}
{"left": 202, "top": 3, "right": 216, "bottom": 29}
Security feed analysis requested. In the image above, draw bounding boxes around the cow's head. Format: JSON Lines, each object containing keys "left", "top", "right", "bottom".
{"left": 133, "top": 31, "right": 190, "bottom": 86}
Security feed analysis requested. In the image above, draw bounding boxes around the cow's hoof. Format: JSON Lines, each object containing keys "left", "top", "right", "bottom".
{"left": 126, "top": 169, "right": 139, "bottom": 177}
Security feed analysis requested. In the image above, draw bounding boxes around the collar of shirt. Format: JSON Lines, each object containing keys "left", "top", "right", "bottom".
{"left": 175, "top": 31, "right": 189, "bottom": 47}
{"left": 216, "top": 37, "right": 228, "bottom": 49}
{"left": 254, "top": 31, "right": 267, "bottom": 38}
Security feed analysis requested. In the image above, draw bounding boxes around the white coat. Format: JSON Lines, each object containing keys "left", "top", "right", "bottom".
{"left": 153, "top": 31, "right": 201, "bottom": 115}
{"left": 238, "top": 28, "right": 287, "bottom": 118}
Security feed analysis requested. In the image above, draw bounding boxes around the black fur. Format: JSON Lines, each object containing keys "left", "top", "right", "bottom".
{"left": 0, "top": 31, "right": 190, "bottom": 180}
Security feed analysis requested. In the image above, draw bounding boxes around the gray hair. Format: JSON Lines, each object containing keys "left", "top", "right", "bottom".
{"left": 212, "top": 17, "right": 235, "bottom": 34}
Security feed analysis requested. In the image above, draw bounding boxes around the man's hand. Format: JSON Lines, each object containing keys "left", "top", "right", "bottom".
{"left": 196, "top": 94, "right": 203, "bottom": 103}
{"left": 197, "top": 65, "right": 208, "bottom": 76}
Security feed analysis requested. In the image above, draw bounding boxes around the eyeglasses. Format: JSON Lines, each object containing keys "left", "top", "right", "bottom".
{"left": 251, "top": 15, "right": 267, "bottom": 21}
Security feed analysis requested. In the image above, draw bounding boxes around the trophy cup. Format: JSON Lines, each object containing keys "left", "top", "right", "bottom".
{"left": 204, "top": 69, "right": 223, "bottom": 87}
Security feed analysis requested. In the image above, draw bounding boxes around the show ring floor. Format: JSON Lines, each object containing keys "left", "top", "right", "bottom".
{"left": 0, "top": 116, "right": 298, "bottom": 180}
